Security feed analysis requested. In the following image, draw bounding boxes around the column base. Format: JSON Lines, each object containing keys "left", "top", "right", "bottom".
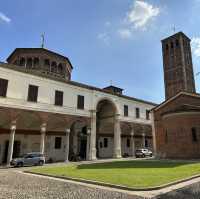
{"left": 113, "top": 148, "right": 121, "bottom": 159}
{"left": 88, "top": 148, "right": 97, "bottom": 161}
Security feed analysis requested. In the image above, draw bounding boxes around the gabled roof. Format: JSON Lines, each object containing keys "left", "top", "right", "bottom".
{"left": 152, "top": 91, "right": 200, "bottom": 112}
{"left": 6, "top": 48, "right": 73, "bottom": 69}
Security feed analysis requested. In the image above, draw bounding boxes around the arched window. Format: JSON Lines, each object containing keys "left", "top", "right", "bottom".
{"left": 26, "top": 58, "right": 33, "bottom": 69}
{"left": 44, "top": 59, "right": 50, "bottom": 71}
{"left": 33, "top": 57, "right": 39, "bottom": 68}
{"left": 171, "top": 42, "right": 174, "bottom": 49}
{"left": 192, "top": 127, "right": 198, "bottom": 142}
{"left": 57, "top": 63, "right": 63, "bottom": 74}
{"left": 166, "top": 44, "right": 169, "bottom": 51}
{"left": 51, "top": 61, "right": 57, "bottom": 73}
{"left": 19, "top": 57, "right": 25, "bottom": 66}
{"left": 176, "top": 39, "right": 179, "bottom": 47}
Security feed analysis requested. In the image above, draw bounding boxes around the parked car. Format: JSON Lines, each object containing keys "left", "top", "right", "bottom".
{"left": 135, "top": 149, "right": 153, "bottom": 158}
{"left": 10, "top": 152, "right": 45, "bottom": 167}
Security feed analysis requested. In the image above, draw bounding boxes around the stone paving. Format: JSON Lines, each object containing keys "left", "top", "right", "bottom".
{"left": 1, "top": 167, "right": 200, "bottom": 199}
{"left": 0, "top": 169, "right": 140, "bottom": 199}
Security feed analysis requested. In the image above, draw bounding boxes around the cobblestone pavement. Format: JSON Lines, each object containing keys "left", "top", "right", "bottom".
{"left": 1, "top": 168, "right": 200, "bottom": 199}
{"left": 155, "top": 182, "right": 200, "bottom": 199}
{"left": 0, "top": 169, "right": 140, "bottom": 199}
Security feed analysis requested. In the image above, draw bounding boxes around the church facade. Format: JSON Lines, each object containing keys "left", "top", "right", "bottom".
{"left": 0, "top": 48, "right": 156, "bottom": 165}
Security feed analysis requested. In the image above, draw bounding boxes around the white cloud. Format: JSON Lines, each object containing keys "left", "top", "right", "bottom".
{"left": 105, "top": 21, "right": 111, "bottom": 27}
{"left": 0, "top": 12, "right": 11, "bottom": 23}
{"left": 192, "top": 37, "right": 200, "bottom": 58}
{"left": 118, "top": 29, "right": 132, "bottom": 39}
{"left": 126, "top": 0, "right": 160, "bottom": 30}
{"left": 97, "top": 32, "right": 110, "bottom": 45}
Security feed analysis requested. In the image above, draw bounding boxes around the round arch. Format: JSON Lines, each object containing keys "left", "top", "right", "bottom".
{"left": 95, "top": 97, "right": 119, "bottom": 115}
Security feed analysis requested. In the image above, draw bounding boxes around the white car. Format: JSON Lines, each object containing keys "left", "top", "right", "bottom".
{"left": 135, "top": 149, "right": 153, "bottom": 158}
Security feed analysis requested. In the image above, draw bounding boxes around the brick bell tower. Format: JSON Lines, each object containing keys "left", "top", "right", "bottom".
{"left": 162, "top": 32, "right": 196, "bottom": 99}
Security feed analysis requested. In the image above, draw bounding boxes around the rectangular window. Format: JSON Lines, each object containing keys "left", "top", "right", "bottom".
{"left": 165, "top": 130, "right": 168, "bottom": 143}
{"left": 192, "top": 128, "right": 198, "bottom": 142}
{"left": 146, "top": 110, "right": 150, "bottom": 120}
{"left": 145, "top": 139, "right": 148, "bottom": 147}
{"left": 28, "top": 85, "right": 38, "bottom": 102}
{"left": 0, "top": 78, "right": 8, "bottom": 97}
{"left": 127, "top": 138, "right": 130, "bottom": 148}
{"left": 136, "top": 107, "right": 140, "bottom": 118}
{"left": 55, "top": 90, "right": 63, "bottom": 106}
{"left": 124, "top": 105, "right": 128, "bottom": 117}
{"left": 77, "top": 95, "right": 84, "bottom": 109}
{"left": 55, "top": 137, "right": 62, "bottom": 149}
{"left": 103, "top": 138, "right": 108, "bottom": 148}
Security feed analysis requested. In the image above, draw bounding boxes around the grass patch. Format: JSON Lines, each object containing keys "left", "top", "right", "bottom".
{"left": 30, "top": 160, "right": 200, "bottom": 188}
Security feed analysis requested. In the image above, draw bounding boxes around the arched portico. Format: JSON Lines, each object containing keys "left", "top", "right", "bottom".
{"left": 96, "top": 98, "right": 121, "bottom": 159}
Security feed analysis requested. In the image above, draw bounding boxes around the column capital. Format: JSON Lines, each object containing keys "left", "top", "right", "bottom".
{"left": 87, "top": 127, "right": 91, "bottom": 135}
{"left": 115, "top": 114, "right": 121, "bottom": 120}
{"left": 65, "top": 128, "right": 71, "bottom": 135}
{"left": 10, "top": 121, "right": 16, "bottom": 131}
{"left": 130, "top": 132, "right": 134, "bottom": 137}
{"left": 40, "top": 123, "right": 47, "bottom": 133}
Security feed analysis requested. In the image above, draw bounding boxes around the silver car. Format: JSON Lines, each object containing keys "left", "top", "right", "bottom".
{"left": 10, "top": 152, "right": 45, "bottom": 167}
{"left": 135, "top": 149, "right": 153, "bottom": 158}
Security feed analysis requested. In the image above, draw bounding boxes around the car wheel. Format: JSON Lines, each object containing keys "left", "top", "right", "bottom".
{"left": 17, "top": 162, "right": 23, "bottom": 167}
{"left": 38, "top": 160, "right": 44, "bottom": 166}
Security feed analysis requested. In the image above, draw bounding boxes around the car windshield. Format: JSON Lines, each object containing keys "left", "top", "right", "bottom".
{"left": 136, "top": 149, "right": 142, "bottom": 152}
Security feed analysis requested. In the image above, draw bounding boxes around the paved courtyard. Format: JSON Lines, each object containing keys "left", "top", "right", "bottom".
{"left": 1, "top": 168, "right": 200, "bottom": 199}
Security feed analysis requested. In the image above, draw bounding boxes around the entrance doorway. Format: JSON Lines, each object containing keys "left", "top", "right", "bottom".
{"left": 3, "top": 140, "right": 21, "bottom": 163}
{"left": 78, "top": 126, "right": 87, "bottom": 160}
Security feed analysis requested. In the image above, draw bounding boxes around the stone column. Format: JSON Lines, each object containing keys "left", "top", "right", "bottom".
{"left": 64, "top": 128, "right": 70, "bottom": 163}
{"left": 88, "top": 110, "right": 97, "bottom": 160}
{"left": 40, "top": 123, "right": 46, "bottom": 154}
{"left": 7, "top": 122, "right": 16, "bottom": 165}
{"left": 86, "top": 128, "right": 91, "bottom": 161}
{"left": 150, "top": 111, "right": 157, "bottom": 156}
{"left": 113, "top": 114, "right": 121, "bottom": 158}
{"left": 130, "top": 126, "right": 135, "bottom": 157}
{"left": 142, "top": 132, "right": 146, "bottom": 148}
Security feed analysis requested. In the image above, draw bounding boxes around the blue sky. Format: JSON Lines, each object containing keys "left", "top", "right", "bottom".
{"left": 1, "top": 0, "right": 200, "bottom": 104}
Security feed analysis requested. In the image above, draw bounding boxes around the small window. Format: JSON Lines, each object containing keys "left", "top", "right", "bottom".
{"left": 33, "top": 58, "right": 39, "bottom": 68}
{"left": 145, "top": 139, "right": 148, "bottom": 147}
{"left": 51, "top": 62, "right": 57, "bottom": 73}
{"left": 44, "top": 59, "right": 50, "bottom": 71}
{"left": 192, "top": 127, "right": 198, "bottom": 142}
{"left": 165, "top": 130, "right": 168, "bottom": 143}
{"left": 100, "top": 142, "right": 103, "bottom": 148}
{"left": 77, "top": 95, "right": 84, "bottom": 109}
{"left": 166, "top": 44, "right": 169, "bottom": 51}
{"left": 124, "top": 105, "right": 128, "bottom": 117}
{"left": 171, "top": 42, "right": 174, "bottom": 49}
{"left": 136, "top": 107, "right": 140, "bottom": 118}
{"left": 27, "top": 85, "right": 38, "bottom": 102}
{"left": 127, "top": 138, "right": 130, "bottom": 148}
{"left": 0, "top": 78, "right": 8, "bottom": 97}
{"left": 104, "top": 138, "right": 108, "bottom": 148}
{"left": 176, "top": 39, "right": 179, "bottom": 47}
{"left": 55, "top": 90, "right": 63, "bottom": 106}
{"left": 19, "top": 57, "right": 25, "bottom": 66}
{"left": 146, "top": 110, "right": 150, "bottom": 120}
{"left": 55, "top": 137, "right": 62, "bottom": 149}
{"left": 58, "top": 63, "right": 63, "bottom": 74}
{"left": 27, "top": 58, "right": 33, "bottom": 69}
